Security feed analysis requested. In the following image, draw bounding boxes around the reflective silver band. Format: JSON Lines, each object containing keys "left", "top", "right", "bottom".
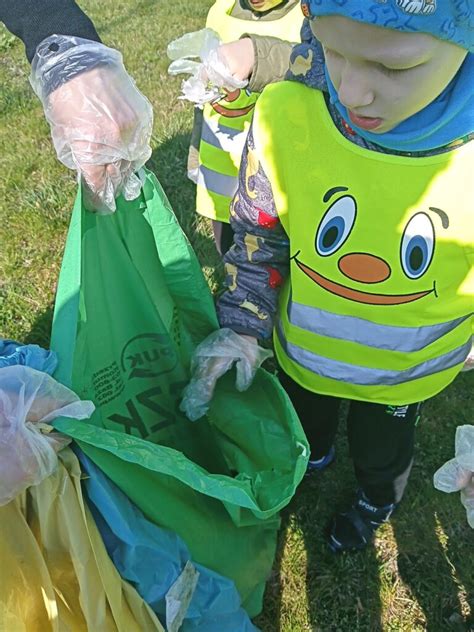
{"left": 201, "top": 118, "right": 247, "bottom": 153}
{"left": 197, "top": 165, "right": 238, "bottom": 199}
{"left": 287, "top": 299, "right": 471, "bottom": 352}
{"left": 276, "top": 322, "right": 471, "bottom": 386}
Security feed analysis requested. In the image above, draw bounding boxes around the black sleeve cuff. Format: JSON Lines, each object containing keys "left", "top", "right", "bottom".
{"left": 0, "top": 0, "right": 101, "bottom": 62}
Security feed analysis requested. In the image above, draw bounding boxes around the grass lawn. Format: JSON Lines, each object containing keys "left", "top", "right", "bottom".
{"left": 0, "top": 2, "right": 472, "bottom": 630}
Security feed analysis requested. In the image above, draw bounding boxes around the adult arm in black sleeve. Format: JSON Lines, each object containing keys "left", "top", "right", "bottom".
{"left": 0, "top": 0, "right": 101, "bottom": 62}
{"left": 1, "top": 1, "right": 153, "bottom": 214}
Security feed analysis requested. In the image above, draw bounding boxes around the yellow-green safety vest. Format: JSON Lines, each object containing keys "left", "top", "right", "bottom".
{"left": 196, "top": 0, "right": 303, "bottom": 222}
{"left": 250, "top": 81, "right": 473, "bottom": 405}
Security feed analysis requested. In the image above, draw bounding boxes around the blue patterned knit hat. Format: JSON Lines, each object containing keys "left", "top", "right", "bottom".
{"left": 301, "top": 1, "right": 474, "bottom": 51}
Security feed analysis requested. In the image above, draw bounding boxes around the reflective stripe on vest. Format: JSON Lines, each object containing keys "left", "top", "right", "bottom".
{"left": 287, "top": 298, "right": 472, "bottom": 353}
{"left": 197, "top": 165, "right": 238, "bottom": 199}
{"left": 201, "top": 117, "right": 248, "bottom": 154}
{"left": 276, "top": 321, "right": 472, "bottom": 386}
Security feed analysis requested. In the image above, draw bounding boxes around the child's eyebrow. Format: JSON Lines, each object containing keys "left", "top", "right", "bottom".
{"left": 428, "top": 207, "right": 450, "bottom": 228}
{"left": 323, "top": 186, "right": 348, "bottom": 203}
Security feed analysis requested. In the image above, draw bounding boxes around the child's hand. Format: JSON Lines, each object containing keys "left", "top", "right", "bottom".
{"left": 168, "top": 29, "right": 248, "bottom": 106}
{"left": 218, "top": 38, "right": 256, "bottom": 82}
{"left": 180, "top": 329, "right": 272, "bottom": 421}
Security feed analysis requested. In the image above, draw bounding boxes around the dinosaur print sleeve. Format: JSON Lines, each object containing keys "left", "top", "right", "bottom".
{"left": 216, "top": 125, "right": 290, "bottom": 340}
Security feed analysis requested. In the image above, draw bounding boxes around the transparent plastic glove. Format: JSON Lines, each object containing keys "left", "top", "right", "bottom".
{"left": 167, "top": 29, "right": 247, "bottom": 107}
{"left": 461, "top": 338, "right": 474, "bottom": 371}
{"left": 0, "top": 365, "right": 95, "bottom": 505}
{"left": 433, "top": 425, "right": 474, "bottom": 528}
{"left": 30, "top": 35, "right": 153, "bottom": 214}
{"left": 180, "top": 329, "right": 272, "bottom": 421}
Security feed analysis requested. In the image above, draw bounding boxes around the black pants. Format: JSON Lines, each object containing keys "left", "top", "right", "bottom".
{"left": 279, "top": 369, "right": 422, "bottom": 506}
{"left": 212, "top": 220, "right": 235, "bottom": 256}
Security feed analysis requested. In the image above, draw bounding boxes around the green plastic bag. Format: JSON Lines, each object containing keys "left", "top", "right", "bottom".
{"left": 51, "top": 169, "right": 308, "bottom": 616}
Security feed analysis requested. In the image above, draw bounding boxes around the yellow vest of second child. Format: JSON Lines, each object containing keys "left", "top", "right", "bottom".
{"left": 251, "top": 81, "right": 473, "bottom": 405}
{"left": 196, "top": 0, "right": 303, "bottom": 222}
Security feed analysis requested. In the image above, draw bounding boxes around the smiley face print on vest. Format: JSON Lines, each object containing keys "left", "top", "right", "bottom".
{"left": 292, "top": 186, "right": 449, "bottom": 306}
{"left": 211, "top": 88, "right": 257, "bottom": 118}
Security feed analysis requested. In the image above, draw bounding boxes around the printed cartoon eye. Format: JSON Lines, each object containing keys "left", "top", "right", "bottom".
{"left": 315, "top": 195, "right": 357, "bottom": 256}
{"left": 400, "top": 212, "right": 435, "bottom": 279}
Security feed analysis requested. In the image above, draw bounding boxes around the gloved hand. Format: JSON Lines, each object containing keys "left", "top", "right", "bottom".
{"left": 167, "top": 29, "right": 248, "bottom": 107}
{"left": 433, "top": 425, "right": 474, "bottom": 528}
{"left": 30, "top": 35, "right": 153, "bottom": 214}
{"left": 180, "top": 328, "right": 273, "bottom": 421}
{"left": 218, "top": 38, "right": 256, "bottom": 82}
{"left": 0, "top": 365, "right": 95, "bottom": 505}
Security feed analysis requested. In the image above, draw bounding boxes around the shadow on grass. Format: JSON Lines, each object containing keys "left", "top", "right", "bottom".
{"left": 23, "top": 303, "right": 54, "bottom": 348}
{"left": 256, "top": 425, "right": 384, "bottom": 631}
{"left": 298, "top": 466, "right": 383, "bottom": 632}
{"left": 254, "top": 511, "right": 290, "bottom": 632}
{"left": 391, "top": 375, "right": 474, "bottom": 632}
{"left": 392, "top": 506, "right": 473, "bottom": 632}
{"left": 391, "top": 388, "right": 474, "bottom": 632}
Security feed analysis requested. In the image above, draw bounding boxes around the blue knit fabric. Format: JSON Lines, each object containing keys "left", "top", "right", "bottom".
{"left": 301, "top": 1, "right": 473, "bottom": 51}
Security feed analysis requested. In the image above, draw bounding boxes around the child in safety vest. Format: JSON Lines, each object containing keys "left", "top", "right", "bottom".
{"left": 182, "top": 0, "right": 474, "bottom": 552}
{"left": 186, "top": 0, "right": 303, "bottom": 253}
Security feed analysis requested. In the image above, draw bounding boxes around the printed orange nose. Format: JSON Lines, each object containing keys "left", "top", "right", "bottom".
{"left": 338, "top": 253, "right": 391, "bottom": 284}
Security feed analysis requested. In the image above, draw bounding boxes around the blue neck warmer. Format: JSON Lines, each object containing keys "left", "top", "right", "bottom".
{"left": 325, "top": 53, "right": 474, "bottom": 151}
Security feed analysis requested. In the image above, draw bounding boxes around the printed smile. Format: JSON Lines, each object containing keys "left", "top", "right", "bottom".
{"left": 295, "top": 259, "right": 434, "bottom": 305}
{"left": 211, "top": 89, "right": 255, "bottom": 118}
{"left": 211, "top": 102, "right": 255, "bottom": 118}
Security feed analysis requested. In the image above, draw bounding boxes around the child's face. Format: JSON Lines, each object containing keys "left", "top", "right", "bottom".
{"left": 311, "top": 16, "right": 467, "bottom": 133}
{"left": 248, "top": 0, "right": 285, "bottom": 12}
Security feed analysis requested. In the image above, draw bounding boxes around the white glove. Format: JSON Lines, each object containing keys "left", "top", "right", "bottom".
{"left": 30, "top": 35, "right": 153, "bottom": 214}
{"left": 433, "top": 425, "right": 474, "bottom": 528}
{"left": 0, "top": 365, "right": 94, "bottom": 505}
{"left": 180, "top": 329, "right": 273, "bottom": 421}
{"left": 167, "top": 29, "right": 248, "bottom": 107}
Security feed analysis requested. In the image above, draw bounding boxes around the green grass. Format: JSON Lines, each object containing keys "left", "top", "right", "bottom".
{"left": 0, "top": 2, "right": 472, "bottom": 630}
